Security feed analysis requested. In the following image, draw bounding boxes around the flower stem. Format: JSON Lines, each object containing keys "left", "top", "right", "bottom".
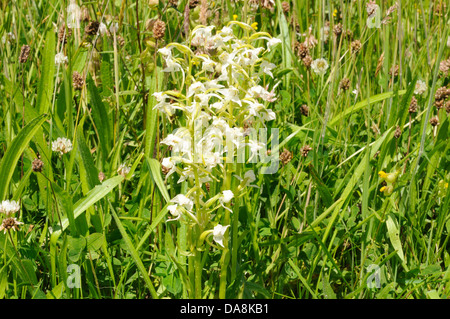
{"left": 195, "top": 248, "right": 203, "bottom": 298}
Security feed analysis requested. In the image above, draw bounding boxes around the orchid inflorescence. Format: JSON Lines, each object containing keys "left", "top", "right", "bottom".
{"left": 155, "top": 22, "right": 281, "bottom": 249}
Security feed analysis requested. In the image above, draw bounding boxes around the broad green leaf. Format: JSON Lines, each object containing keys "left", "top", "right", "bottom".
{"left": 0, "top": 113, "right": 49, "bottom": 200}
{"left": 37, "top": 30, "right": 55, "bottom": 114}
{"left": 59, "top": 175, "right": 124, "bottom": 232}
{"left": 87, "top": 233, "right": 105, "bottom": 252}
{"left": 87, "top": 74, "right": 111, "bottom": 160}
{"left": 386, "top": 214, "right": 406, "bottom": 267}
{"left": 76, "top": 118, "right": 100, "bottom": 190}
{"left": 67, "top": 236, "right": 86, "bottom": 263}
{"left": 144, "top": 67, "right": 163, "bottom": 159}
{"left": 146, "top": 156, "right": 170, "bottom": 203}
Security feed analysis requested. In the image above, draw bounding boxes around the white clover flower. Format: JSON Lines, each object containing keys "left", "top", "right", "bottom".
{"left": 212, "top": 224, "right": 229, "bottom": 247}
{"left": 51, "top": 137, "right": 72, "bottom": 154}
{"left": 311, "top": 58, "right": 329, "bottom": 75}
{"left": 414, "top": 80, "right": 427, "bottom": 95}
{"left": 55, "top": 52, "right": 68, "bottom": 65}
{"left": 117, "top": 163, "right": 131, "bottom": 178}
{"left": 0, "top": 200, "right": 20, "bottom": 215}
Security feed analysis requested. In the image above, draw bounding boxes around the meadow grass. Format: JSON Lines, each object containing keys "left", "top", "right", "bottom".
{"left": 0, "top": 0, "right": 448, "bottom": 299}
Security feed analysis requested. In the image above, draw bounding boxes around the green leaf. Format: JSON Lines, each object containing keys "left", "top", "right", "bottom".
{"left": 146, "top": 156, "right": 170, "bottom": 203}
{"left": 144, "top": 67, "right": 163, "bottom": 159}
{"left": 386, "top": 214, "right": 406, "bottom": 267}
{"left": 76, "top": 118, "right": 100, "bottom": 190}
{"left": 109, "top": 202, "right": 159, "bottom": 299}
{"left": 52, "top": 181, "right": 77, "bottom": 236}
{"left": 307, "top": 164, "right": 332, "bottom": 207}
{"left": 87, "top": 74, "right": 111, "bottom": 160}
{"left": 328, "top": 90, "right": 406, "bottom": 127}
{"left": 0, "top": 113, "right": 49, "bottom": 200}
{"left": 86, "top": 233, "right": 105, "bottom": 252}
{"left": 60, "top": 175, "right": 124, "bottom": 232}
{"left": 67, "top": 236, "right": 86, "bottom": 263}
{"left": 37, "top": 30, "right": 55, "bottom": 114}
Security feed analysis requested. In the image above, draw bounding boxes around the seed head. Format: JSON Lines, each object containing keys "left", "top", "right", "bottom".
{"left": 116, "top": 35, "right": 125, "bottom": 47}
{"left": 189, "top": 0, "right": 199, "bottom": 8}
{"left": 280, "top": 149, "right": 293, "bottom": 166}
{"left": 301, "top": 145, "right": 312, "bottom": 157}
{"left": 409, "top": 96, "right": 418, "bottom": 113}
{"left": 58, "top": 24, "right": 72, "bottom": 44}
{"left": 389, "top": 65, "right": 399, "bottom": 77}
{"left": 0, "top": 217, "right": 23, "bottom": 234}
{"left": 32, "top": 158, "right": 44, "bottom": 173}
{"left": 72, "top": 71, "right": 84, "bottom": 90}
{"left": 19, "top": 45, "right": 31, "bottom": 63}
{"left": 85, "top": 21, "right": 100, "bottom": 36}
{"left": 98, "top": 172, "right": 106, "bottom": 182}
{"left": 339, "top": 78, "right": 351, "bottom": 91}
{"left": 281, "top": 1, "right": 290, "bottom": 13}
{"left": 302, "top": 55, "right": 312, "bottom": 68}
{"left": 350, "top": 40, "right": 361, "bottom": 54}
{"left": 394, "top": 126, "right": 402, "bottom": 139}
{"left": 333, "top": 23, "right": 343, "bottom": 37}
{"left": 152, "top": 19, "right": 166, "bottom": 40}
{"left": 300, "top": 104, "right": 309, "bottom": 116}
{"left": 430, "top": 116, "right": 439, "bottom": 127}
{"left": 294, "top": 42, "right": 309, "bottom": 59}
{"left": 439, "top": 58, "right": 450, "bottom": 76}
{"left": 434, "top": 86, "right": 450, "bottom": 110}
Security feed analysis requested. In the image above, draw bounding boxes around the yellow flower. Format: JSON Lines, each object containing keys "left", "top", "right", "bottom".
{"left": 251, "top": 22, "right": 258, "bottom": 30}
{"left": 233, "top": 14, "right": 238, "bottom": 20}
{"left": 380, "top": 185, "right": 394, "bottom": 196}
{"left": 333, "top": 9, "right": 337, "bottom": 17}
{"left": 378, "top": 170, "right": 399, "bottom": 184}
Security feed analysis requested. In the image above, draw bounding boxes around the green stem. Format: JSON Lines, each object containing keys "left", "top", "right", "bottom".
{"left": 195, "top": 248, "right": 202, "bottom": 298}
